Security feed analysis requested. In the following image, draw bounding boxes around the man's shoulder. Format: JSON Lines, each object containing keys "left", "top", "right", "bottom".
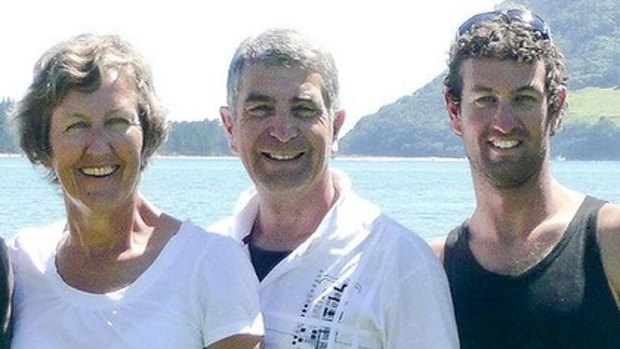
{"left": 366, "top": 214, "right": 442, "bottom": 265}
{"left": 206, "top": 216, "right": 235, "bottom": 237}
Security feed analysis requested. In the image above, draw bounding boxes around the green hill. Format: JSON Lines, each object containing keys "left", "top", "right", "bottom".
{"left": 340, "top": 0, "right": 620, "bottom": 160}
{"left": 566, "top": 87, "right": 620, "bottom": 125}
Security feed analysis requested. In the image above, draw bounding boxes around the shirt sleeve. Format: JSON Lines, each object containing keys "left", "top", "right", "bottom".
{"left": 195, "top": 234, "right": 264, "bottom": 346}
{"left": 383, "top": 238, "right": 460, "bottom": 348}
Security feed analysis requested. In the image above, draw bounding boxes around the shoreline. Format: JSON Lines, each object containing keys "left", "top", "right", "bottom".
{"left": 153, "top": 154, "right": 468, "bottom": 161}
{"left": 1, "top": 153, "right": 615, "bottom": 162}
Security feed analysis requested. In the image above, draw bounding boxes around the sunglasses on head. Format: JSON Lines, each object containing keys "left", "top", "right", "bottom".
{"left": 458, "top": 9, "right": 551, "bottom": 40}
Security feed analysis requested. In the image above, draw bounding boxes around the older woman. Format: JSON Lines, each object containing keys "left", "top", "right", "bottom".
{"left": 0, "top": 239, "right": 11, "bottom": 349}
{"left": 9, "top": 34, "right": 263, "bottom": 349}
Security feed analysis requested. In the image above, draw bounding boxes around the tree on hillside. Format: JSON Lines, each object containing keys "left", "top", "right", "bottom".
{"left": 553, "top": 118, "right": 620, "bottom": 160}
{"left": 159, "top": 119, "right": 230, "bottom": 156}
{"left": 520, "top": 0, "right": 620, "bottom": 88}
{"left": 0, "top": 99, "right": 18, "bottom": 154}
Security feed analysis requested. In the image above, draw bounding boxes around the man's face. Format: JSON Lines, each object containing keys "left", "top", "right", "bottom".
{"left": 447, "top": 58, "right": 557, "bottom": 188}
{"left": 221, "top": 63, "right": 344, "bottom": 195}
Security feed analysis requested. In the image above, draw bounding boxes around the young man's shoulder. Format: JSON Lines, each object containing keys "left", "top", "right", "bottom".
{"left": 596, "top": 202, "right": 620, "bottom": 305}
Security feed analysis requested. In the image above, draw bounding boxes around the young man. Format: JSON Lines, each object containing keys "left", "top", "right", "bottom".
{"left": 433, "top": 8, "right": 620, "bottom": 349}
{"left": 210, "top": 28, "right": 459, "bottom": 348}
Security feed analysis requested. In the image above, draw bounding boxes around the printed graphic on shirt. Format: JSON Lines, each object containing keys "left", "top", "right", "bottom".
{"left": 291, "top": 270, "right": 363, "bottom": 348}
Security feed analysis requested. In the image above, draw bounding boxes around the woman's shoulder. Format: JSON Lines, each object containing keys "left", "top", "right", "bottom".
{"left": 9, "top": 221, "right": 65, "bottom": 251}
{"left": 174, "top": 220, "right": 246, "bottom": 255}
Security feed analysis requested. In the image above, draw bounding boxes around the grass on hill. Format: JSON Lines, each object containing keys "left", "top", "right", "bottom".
{"left": 566, "top": 87, "right": 620, "bottom": 125}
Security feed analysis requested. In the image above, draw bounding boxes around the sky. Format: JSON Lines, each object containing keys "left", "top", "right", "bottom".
{"left": 1, "top": 0, "right": 499, "bottom": 134}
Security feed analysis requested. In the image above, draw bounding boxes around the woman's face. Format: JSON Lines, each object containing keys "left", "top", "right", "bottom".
{"left": 48, "top": 70, "right": 144, "bottom": 212}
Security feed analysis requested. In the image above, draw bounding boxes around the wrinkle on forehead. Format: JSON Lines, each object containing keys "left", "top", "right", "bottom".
{"left": 462, "top": 58, "right": 546, "bottom": 95}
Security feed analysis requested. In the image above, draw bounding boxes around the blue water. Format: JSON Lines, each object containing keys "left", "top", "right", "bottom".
{"left": 1, "top": 156, "right": 619, "bottom": 241}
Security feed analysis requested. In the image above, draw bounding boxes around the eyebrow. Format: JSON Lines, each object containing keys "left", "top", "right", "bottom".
{"left": 290, "top": 96, "right": 317, "bottom": 104}
{"left": 470, "top": 85, "right": 494, "bottom": 94}
{"left": 243, "top": 93, "right": 273, "bottom": 104}
{"left": 514, "top": 86, "right": 544, "bottom": 95}
{"left": 469, "top": 85, "right": 543, "bottom": 95}
{"left": 61, "top": 108, "right": 134, "bottom": 121}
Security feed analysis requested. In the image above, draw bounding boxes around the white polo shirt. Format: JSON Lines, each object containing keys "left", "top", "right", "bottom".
{"left": 209, "top": 169, "right": 459, "bottom": 348}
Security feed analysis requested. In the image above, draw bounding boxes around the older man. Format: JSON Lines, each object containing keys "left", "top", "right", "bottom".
{"left": 210, "top": 28, "right": 458, "bottom": 348}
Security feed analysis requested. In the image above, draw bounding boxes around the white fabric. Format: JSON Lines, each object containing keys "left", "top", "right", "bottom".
{"left": 9, "top": 220, "right": 263, "bottom": 349}
{"left": 209, "top": 169, "right": 459, "bottom": 348}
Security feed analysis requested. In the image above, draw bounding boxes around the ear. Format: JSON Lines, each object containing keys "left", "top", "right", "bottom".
{"left": 445, "top": 93, "right": 463, "bottom": 136}
{"left": 548, "top": 87, "right": 567, "bottom": 134}
{"left": 331, "top": 110, "right": 346, "bottom": 153}
{"left": 219, "top": 106, "right": 238, "bottom": 154}
{"left": 558, "top": 87, "right": 568, "bottom": 108}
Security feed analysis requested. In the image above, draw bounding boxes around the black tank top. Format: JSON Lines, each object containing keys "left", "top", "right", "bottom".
{"left": 444, "top": 196, "right": 620, "bottom": 349}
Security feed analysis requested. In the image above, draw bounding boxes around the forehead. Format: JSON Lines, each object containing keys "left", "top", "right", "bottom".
{"left": 237, "top": 63, "right": 325, "bottom": 101}
{"left": 460, "top": 58, "right": 546, "bottom": 93}
{"left": 57, "top": 70, "right": 139, "bottom": 111}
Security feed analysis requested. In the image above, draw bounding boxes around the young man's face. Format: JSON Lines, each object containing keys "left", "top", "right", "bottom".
{"left": 221, "top": 63, "right": 344, "bottom": 195}
{"left": 447, "top": 58, "right": 557, "bottom": 188}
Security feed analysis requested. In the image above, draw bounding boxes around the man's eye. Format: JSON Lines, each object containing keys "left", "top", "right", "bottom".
{"left": 246, "top": 105, "right": 273, "bottom": 117}
{"left": 474, "top": 96, "right": 497, "bottom": 107}
{"left": 293, "top": 105, "right": 320, "bottom": 118}
{"left": 514, "top": 95, "right": 538, "bottom": 106}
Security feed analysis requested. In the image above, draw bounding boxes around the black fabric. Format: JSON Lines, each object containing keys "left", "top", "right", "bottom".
{"left": 247, "top": 239, "right": 291, "bottom": 282}
{"left": 0, "top": 238, "right": 12, "bottom": 349}
{"left": 444, "top": 196, "right": 620, "bottom": 349}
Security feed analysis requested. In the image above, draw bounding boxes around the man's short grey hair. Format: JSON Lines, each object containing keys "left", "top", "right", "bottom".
{"left": 226, "top": 28, "right": 340, "bottom": 113}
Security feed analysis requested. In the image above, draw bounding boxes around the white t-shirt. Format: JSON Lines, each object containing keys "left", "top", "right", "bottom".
{"left": 209, "top": 170, "right": 459, "bottom": 348}
{"left": 9, "top": 220, "right": 263, "bottom": 349}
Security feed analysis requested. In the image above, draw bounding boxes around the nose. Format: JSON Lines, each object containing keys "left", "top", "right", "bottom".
{"left": 492, "top": 102, "right": 519, "bottom": 134}
{"left": 84, "top": 127, "right": 113, "bottom": 155}
{"left": 269, "top": 113, "right": 298, "bottom": 142}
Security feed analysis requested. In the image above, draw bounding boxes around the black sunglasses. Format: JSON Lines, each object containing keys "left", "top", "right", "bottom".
{"left": 458, "top": 9, "right": 551, "bottom": 40}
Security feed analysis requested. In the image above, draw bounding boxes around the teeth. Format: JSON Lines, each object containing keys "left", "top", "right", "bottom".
{"left": 80, "top": 166, "right": 117, "bottom": 177}
{"left": 492, "top": 140, "right": 519, "bottom": 149}
{"left": 266, "top": 152, "right": 301, "bottom": 160}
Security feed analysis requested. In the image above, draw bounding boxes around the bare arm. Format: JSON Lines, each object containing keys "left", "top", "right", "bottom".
{"left": 597, "top": 203, "right": 620, "bottom": 308}
{"left": 206, "top": 334, "right": 263, "bottom": 349}
{"left": 429, "top": 236, "right": 448, "bottom": 263}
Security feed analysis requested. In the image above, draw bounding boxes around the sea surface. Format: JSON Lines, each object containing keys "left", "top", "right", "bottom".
{"left": 1, "top": 155, "right": 619, "bottom": 241}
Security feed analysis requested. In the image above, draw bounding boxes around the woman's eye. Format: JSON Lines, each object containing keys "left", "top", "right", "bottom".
{"left": 107, "top": 117, "right": 130, "bottom": 126}
{"left": 64, "top": 121, "right": 88, "bottom": 132}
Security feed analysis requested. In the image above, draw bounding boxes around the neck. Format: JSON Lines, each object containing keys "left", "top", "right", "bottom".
{"left": 62, "top": 193, "right": 159, "bottom": 256}
{"left": 252, "top": 172, "right": 339, "bottom": 251}
{"left": 470, "top": 164, "right": 569, "bottom": 241}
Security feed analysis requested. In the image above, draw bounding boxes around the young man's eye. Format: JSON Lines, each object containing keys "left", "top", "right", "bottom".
{"left": 514, "top": 94, "right": 538, "bottom": 106}
{"left": 474, "top": 96, "right": 497, "bottom": 107}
